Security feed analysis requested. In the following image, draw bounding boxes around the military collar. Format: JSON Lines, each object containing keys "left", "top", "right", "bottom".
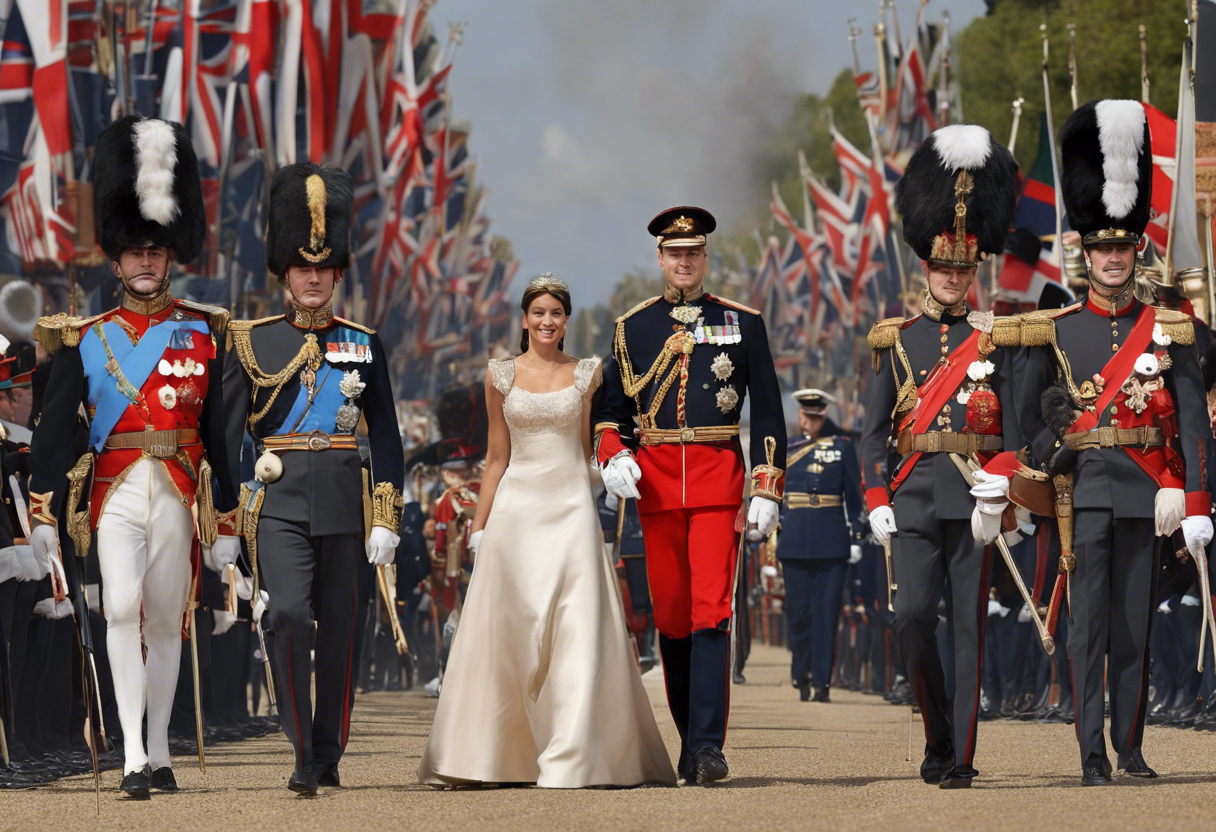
{"left": 290, "top": 300, "right": 335, "bottom": 330}
{"left": 920, "top": 289, "right": 967, "bottom": 322}
{"left": 662, "top": 283, "right": 705, "bottom": 304}
{"left": 1085, "top": 289, "right": 1137, "bottom": 317}
{"left": 120, "top": 285, "right": 173, "bottom": 317}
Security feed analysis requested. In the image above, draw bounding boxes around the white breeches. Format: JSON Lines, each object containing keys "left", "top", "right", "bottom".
{"left": 96, "top": 458, "right": 195, "bottom": 773}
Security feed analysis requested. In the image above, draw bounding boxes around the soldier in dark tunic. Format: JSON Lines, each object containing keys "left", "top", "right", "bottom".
{"left": 776, "top": 389, "right": 863, "bottom": 703}
{"left": 223, "top": 163, "right": 404, "bottom": 795}
{"left": 1007, "top": 100, "right": 1212, "bottom": 785}
{"left": 861, "top": 125, "right": 1020, "bottom": 789}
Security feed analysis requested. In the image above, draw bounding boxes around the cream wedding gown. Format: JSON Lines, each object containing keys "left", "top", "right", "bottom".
{"left": 417, "top": 356, "right": 676, "bottom": 788}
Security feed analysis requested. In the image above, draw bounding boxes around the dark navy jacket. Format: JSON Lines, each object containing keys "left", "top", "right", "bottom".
{"left": 776, "top": 430, "right": 863, "bottom": 561}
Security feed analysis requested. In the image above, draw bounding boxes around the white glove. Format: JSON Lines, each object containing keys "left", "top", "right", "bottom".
{"left": 971, "top": 503, "right": 1004, "bottom": 544}
{"left": 1157, "top": 599, "right": 1173, "bottom": 615}
{"left": 601, "top": 452, "right": 642, "bottom": 501}
{"left": 33, "top": 597, "right": 74, "bottom": 620}
{"left": 849, "top": 545, "right": 863, "bottom": 564}
{"left": 869, "top": 505, "right": 897, "bottom": 546}
{"left": 604, "top": 491, "right": 619, "bottom": 512}
{"left": 1017, "top": 604, "right": 1033, "bottom": 623}
{"left": 252, "top": 590, "right": 269, "bottom": 623}
{"left": 747, "top": 496, "right": 779, "bottom": 537}
{"left": 17, "top": 545, "right": 43, "bottom": 582}
{"left": 1181, "top": 514, "right": 1214, "bottom": 558}
{"left": 366, "top": 526, "right": 400, "bottom": 565}
{"left": 968, "top": 470, "right": 1010, "bottom": 501}
{"left": 1154, "top": 488, "right": 1186, "bottom": 537}
{"left": 233, "top": 572, "right": 254, "bottom": 601}
{"left": 30, "top": 524, "right": 58, "bottom": 578}
{"left": 212, "top": 610, "right": 237, "bottom": 636}
{"left": 987, "top": 599, "right": 1003, "bottom": 616}
{"left": 1181, "top": 594, "right": 1201, "bottom": 607}
{"left": 210, "top": 535, "right": 240, "bottom": 569}
{"left": 468, "top": 529, "right": 483, "bottom": 556}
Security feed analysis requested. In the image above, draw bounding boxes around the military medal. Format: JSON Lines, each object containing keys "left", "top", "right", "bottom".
{"left": 670, "top": 304, "right": 701, "bottom": 325}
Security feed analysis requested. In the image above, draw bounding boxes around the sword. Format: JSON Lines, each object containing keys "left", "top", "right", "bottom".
{"left": 188, "top": 590, "right": 206, "bottom": 774}
{"left": 948, "top": 453, "right": 1054, "bottom": 655}
{"left": 728, "top": 502, "right": 749, "bottom": 678}
{"left": 882, "top": 538, "right": 897, "bottom": 613}
{"left": 254, "top": 616, "right": 276, "bottom": 709}
{"left": 1193, "top": 542, "right": 1216, "bottom": 672}
{"left": 376, "top": 564, "right": 410, "bottom": 656}
{"left": 0, "top": 710, "right": 7, "bottom": 766}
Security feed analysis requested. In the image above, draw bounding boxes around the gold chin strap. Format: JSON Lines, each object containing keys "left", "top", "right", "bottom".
{"left": 120, "top": 282, "right": 173, "bottom": 316}
{"left": 920, "top": 289, "right": 967, "bottom": 322}
{"left": 290, "top": 299, "right": 335, "bottom": 329}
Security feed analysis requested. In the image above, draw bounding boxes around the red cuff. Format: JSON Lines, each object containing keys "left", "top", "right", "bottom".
{"left": 217, "top": 519, "right": 237, "bottom": 538}
{"left": 866, "top": 487, "right": 890, "bottom": 512}
{"left": 596, "top": 428, "right": 626, "bottom": 466}
{"left": 1186, "top": 491, "right": 1211, "bottom": 517}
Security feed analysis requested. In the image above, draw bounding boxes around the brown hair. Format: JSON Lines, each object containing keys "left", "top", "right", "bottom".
{"left": 519, "top": 273, "right": 571, "bottom": 353}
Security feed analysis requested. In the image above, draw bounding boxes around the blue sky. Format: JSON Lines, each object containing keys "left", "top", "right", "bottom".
{"left": 438, "top": 0, "right": 988, "bottom": 308}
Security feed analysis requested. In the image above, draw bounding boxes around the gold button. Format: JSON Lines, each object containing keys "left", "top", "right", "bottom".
{"left": 1110, "top": 406, "right": 1118, "bottom": 415}
{"left": 1112, "top": 344, "right": 1119, "bottom": 352}
{"left": 1111, "top": 419, "right": 1119, "bottom": 426}
{"left": 940, "top": 334, "right": 949, "bottom": 343}
{"left": 919, "top": 370, "right": 927, "bottom": 376}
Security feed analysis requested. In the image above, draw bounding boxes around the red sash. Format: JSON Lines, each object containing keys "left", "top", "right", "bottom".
{"left": 889, "top": 327, "right": 984, "bottom": 493}
{"left": 1069, "top": 304, "right": 1155, "bottom": 433}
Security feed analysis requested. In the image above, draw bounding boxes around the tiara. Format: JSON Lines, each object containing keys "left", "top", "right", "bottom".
{"left": 527, "top": 272, "right": 569, "bottom": 292}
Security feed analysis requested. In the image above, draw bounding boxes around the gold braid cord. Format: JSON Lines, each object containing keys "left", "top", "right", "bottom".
{"left": 231, "top": 328, "right": 323, "bottom": 426}
{"left": 614, "top": 321, "right": 695, "bottom": 426}
{"left": 372, "top": 481, "right": 405, "bottom": 532}
{"left": 64, "top": 454, "right": 94, "bottom": 556}
{"left": 196, "top": 458, "right": 218, "bottom": 548}
{"left": 237, "top": 484, "right": 266, "bottom": 596}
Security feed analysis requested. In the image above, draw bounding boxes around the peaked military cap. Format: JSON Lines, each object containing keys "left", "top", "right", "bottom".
{"left": 648, "top": 206, "right": 717, "bottom": 248}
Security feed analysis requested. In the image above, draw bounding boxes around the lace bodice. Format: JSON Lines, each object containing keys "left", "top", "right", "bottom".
{"left": 489, "top": 357, "right": 602, "bottom": 441}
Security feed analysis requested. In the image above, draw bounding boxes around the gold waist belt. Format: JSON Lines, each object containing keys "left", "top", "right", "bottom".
{"left": 261, "top": 430, "right": 359, "bottom": 453}
{"left": 1063, "top": 426, "right": 1164, "bottom": 450}
{"left": 896, "top": 430, "right": 1003, "bottom": 456}
{"left": 638, "top": 425, "right": 740, "bottom": 446}
{"left": 784, "top": 493, "right": 843, "bottom": 509}
{"left": 104, "top": 428, "right": 200, "bottom": 458}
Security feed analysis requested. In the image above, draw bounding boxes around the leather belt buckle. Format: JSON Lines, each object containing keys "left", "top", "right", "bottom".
{"left": 926, "top": 432, "right": 941, "bottom": 453}
{"left": 679, "top": 427, "right": 696, "bottom": 443}
{"left": 306, "top": 430, "right": 332, "bottom": 452}
{"left": 144, "top": 427, "right": 177, "bottom": 459}
{"left": 807, "top": 495, "right": 821, "bottom": 508}
{"left": 1096, "top": 426, "right": 1116, "bottom": 448}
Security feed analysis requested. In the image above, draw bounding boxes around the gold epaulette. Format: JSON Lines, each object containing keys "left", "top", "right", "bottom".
{"left": 227, "top": 315, "right": 285, "bottom": 333}
{"left": 334, "top": 316, "right": 376, "bottom": 335}
{"left": 1014, "top": 303, "right": 1083, "bottom": 346}
{"left": 989, "top": 316, "right": 1023, "bottom": 348}
{"left": 174, "top": 299, "right": 230, "bottom": 339}
{"left": 616, "top": 296, "right": 660, "bottom": 323}
{"left": 34, "top": 312, "right": 107, "bottom": 355}
{"left": 708, "top": 294, "right": 760, "bottom": 316}
{"left": 867, "top": 317, "right": 906, "bottom": 351}
{"left": 1154, "top": 307, "right": 1195, "bottom": 345}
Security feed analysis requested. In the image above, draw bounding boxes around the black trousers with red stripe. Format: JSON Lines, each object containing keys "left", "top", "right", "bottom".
{"left": 890, "top": 508, "right": 992, "bottom": 771}
{"left": 258, "top": 517, "right": 358, "bottom": 774}
{"left": 1068, "top": 512, "right": 1156, "bottom": 769}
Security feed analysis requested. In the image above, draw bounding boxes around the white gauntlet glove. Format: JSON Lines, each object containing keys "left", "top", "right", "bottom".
{"left": 849, "top": 545, "right": 863, "bottom": 565}
{"left": 969, "top": 471, "right": 1010, "bottom": 544}
{"left": 869, "top": 506, "right": 897, "bottom": 546}
{"left": 366, "top": 526, "right": 400, "bottom": 566}
{"left": 210, "top": 535, "right": 242, "bottom": 570}
{"left": 252, "top": 590, "right": 269, "bottom": 623}
{"left": 601, "top": 452, "right": 642, "bottom": 501}
{"left": 1154, "top": 488, "right": 1185, "bottom": 537}
{"left": 746, "top": 496, "right": 780, "bottom": 541}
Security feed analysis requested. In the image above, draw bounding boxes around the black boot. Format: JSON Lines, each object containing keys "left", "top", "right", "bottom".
{"left": 812, "top": 685, "right": 830, "bottom": 703}
{"left": 919, "top": 746, "right": 953, "bottom": 785}
{"left": 938, "top": 764, "right": 978, "bottom": 789}
{"left": 659, "top": 635, "right": 694, "bottom": 783}
{"left": 288, "top": 767, "right": 319, "bottom": 796}
{"left": 1116, "top": 749, "right": 1158, "bottom": 778}
{"left": 692, "top": 746, "right": 729, "bottom": 785}
{"left": 798, "top": 683, "right": 811, "bottom": 702}
{"left": 150, "top": 767, "right": 178, "bottom": 791}
{"left": 317, "top": 763, "right": 341, "bottom": 788}
{"left": 119, "top": 766, "right": 151, "bottom": 799}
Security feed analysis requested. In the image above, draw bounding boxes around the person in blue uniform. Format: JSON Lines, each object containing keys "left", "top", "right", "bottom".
{"left": 776, "top": 389, "right": 863, "bottom": 702}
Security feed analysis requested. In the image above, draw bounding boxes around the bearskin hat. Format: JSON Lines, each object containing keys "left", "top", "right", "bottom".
{"left": 896, "top": 124, "right": 1019, "bottom": 267}
{"left": 1060, "top": 100, "right": 1152, "bottom": 247}
{"left": 92, "top": 116, "right": 206, "bottom": 263}
{"left": 265, "top": 163, "right": 353, "bottom": 278}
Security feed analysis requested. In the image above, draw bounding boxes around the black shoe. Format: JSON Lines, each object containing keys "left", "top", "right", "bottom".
{"left": 692, "top": 746, "right": 729, "bottom": 785}
{"left": 119, "top": 767, "right": 151, "bottom": 799}
{"left": 799, "top": 683, "right": 811, "bottom": 702}
{"left": 938, "top": 764, "right": 977, "bottom": 789}
{"left": 732, "top": 671, "right": 746, "bottom": 685}
{"left": 288, "top": 768, "right": 319, "bottom": 796}
{"left": 920, "top": 747, "right": 953, "bottom": 785}
{"left": 150, "top": 767, "right": 178, "bottom": 791}
{"left": 1081, "top": 762, "right": 1112, "bottom": 786}
{"left": 812, "top": 686, "right": 830, "bottom": 703}
{"left": 317, "top": 764, "right": 341, "bottom": 788}
{"left": 1116, "top": 749, "right": 1158, "bottom": 779}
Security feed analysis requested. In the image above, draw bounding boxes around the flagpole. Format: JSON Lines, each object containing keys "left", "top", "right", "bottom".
{"left": 887, "top": 0, "right": 903, "bottom": 61}
{"left": 1008, "top": 96, "right": 1025, "bottom": 154}
{"left": 848, "top": 18, "right": 862, "bottom": 77}
{"left": 1165, "top": 35, "right": 1192, "bottom": 280}
{"left": 1067, "top": 22, "right": 1079, "bottom": 111}
{"left": 1042, "top": 24, "right": 1065, "bottom": 283}
{"left": 874, "top": 20, "right": 889, "bottom": 126}
{"left": 938, "top": 12, "right": 951, "bottom": 127}
{"left": 798, "top": 150, "right": 816, "bottom": 232}
{"left": 1140, "top": 24, "right": 1151, "bottom": 104}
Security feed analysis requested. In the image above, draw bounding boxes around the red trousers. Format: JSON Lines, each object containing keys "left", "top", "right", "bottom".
{"left": 638, "top": 506, "right": 741, "bottom": 638}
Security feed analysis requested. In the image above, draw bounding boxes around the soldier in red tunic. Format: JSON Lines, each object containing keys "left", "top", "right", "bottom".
{"left": 27, "top": 117, "right": 238, "bottom": 798}
{"left": 594, "top": 207, "right": 787, "bottom": 785}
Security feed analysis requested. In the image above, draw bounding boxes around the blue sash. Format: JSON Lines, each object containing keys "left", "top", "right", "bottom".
{"left": 79, "top": 319, "right": 210, "bottom": 451}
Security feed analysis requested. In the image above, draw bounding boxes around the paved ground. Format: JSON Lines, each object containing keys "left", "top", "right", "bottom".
{"left": 7, "top": 643, "right": 1216, "bottom": 831}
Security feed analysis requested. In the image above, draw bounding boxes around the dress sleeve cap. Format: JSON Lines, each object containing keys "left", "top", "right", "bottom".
{"left": 575, "top": 357, "right": 603, "bottom": 395}
{"left": 489, "top": 358, "right": 515, "bottom": 395}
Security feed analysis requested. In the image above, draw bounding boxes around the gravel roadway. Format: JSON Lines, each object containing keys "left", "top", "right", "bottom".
{"left": 7, "top": 643, "right": 1215, "bottom": 831}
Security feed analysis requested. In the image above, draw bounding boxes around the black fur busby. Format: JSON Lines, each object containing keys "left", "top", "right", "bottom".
{"left": 92, "top": 116, "right": 206, "bottom": 263}
{"left": 1060, "top": 100, "right": 1152, "bottom": 247}
{"left": 894, "top": 124, "right": 1016, "bottom": 266}
{"left": 896, "top": 124, "right": 1019, "bottom": 267}
{"left": 265, "top": 163, "right": 353, "bottom": 278}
